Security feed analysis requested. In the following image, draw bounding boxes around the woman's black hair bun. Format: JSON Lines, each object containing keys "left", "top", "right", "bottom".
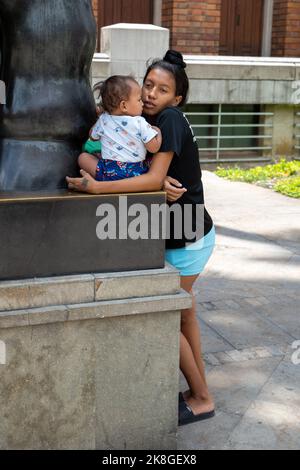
{"left": 163, "top": 50, "right": 187, "bottom": 69}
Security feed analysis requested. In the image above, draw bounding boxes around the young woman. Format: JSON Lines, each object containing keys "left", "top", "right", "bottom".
{"left": 67, "top": 50, "right": 215, "bottom": 426}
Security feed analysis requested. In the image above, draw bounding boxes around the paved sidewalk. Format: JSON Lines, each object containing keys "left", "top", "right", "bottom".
{"left": 178, "top": 171, "right": 300, "bottom": 450}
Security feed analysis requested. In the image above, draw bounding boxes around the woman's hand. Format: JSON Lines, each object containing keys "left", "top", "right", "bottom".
{"left": 163, "top": 176, "right": 187, "bottom": 202}
{"left": 66, "top": 169, "right": 98, "bottom": 194}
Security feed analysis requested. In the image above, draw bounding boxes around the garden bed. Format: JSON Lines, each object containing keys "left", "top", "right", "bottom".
{"left": 215, "top": 159, "right": 300, "bottom": 199}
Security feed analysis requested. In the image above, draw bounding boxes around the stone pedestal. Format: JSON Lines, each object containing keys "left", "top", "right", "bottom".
{"left": 0, "top": 265, "right": 191, "bottom": 450}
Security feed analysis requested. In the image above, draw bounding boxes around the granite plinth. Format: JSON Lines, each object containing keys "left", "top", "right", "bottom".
{"left": 0, "top": 191, "right": 166, "bottom": 281}
{"left": 0, "top": 266, "right": 192, "bottom": 450}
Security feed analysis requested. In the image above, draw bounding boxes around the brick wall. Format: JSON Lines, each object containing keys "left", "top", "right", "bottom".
{"left": 161, "top": 0, "right": 221, "bottom": 54}
{"left": 272, "top": 0, "right": 300, "bottom": 57}
{"left": 92, "top": 0, "right": 300, "bottom": 58}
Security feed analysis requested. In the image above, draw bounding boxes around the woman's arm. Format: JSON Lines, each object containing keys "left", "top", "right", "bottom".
{"left": 66, "top": 151, "right": 174, "bottom": 194}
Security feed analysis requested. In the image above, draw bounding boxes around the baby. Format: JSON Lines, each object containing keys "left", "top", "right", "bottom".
{"left": 79, "top": 75, "right": 162, "bottom": 181}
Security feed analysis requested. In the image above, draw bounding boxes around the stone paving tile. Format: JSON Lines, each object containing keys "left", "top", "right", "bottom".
{"left": 253, "top": 297, "right": 271, "bottom": 306}
{"left": 198, "top": 319, "right": 234, "bottom": 354}
{"left": 252, "top": 347, "right": 273, "bottom": 359}
{"left": 196, "top": 293, "right": 299, "bottom": 313}
{"left": 200, "top": 308, "right": 294, "bottom": 350}
{"left": 199, "top": 302, "right": 218, "bottom": 311}
{"left": 195, "top": 281, "right": 278, "bottom": 304}
{"left": 208, "top": 358, "right": 282, "bottom": 417}
{"left": 285, "top": 292, "right": 300, "bottom": 301}
{"left": 244, "top": 298, "right": 265, "bottom": 308}
{"left": 203, "top": 345, "right": 286, "bottom": 365}
{"left": 214, "top": 352, "right": 235, "bottom": 364}
{"left": 203, "top": 354, "right": 221, "bottom": 367}
{"left": 224, "top": 401, "right": 300, "bottom": 450}
{"left": 254, "top": 304, "right": 300, "bottom": 340}
{"left": 178, "top": 410, "right": 242, "bottom": 451}
{"left": 224, "top": 300, "right": 243, "bottom": 310}
{"left": 225, "top": 355, "right": 300, "bottom": 450}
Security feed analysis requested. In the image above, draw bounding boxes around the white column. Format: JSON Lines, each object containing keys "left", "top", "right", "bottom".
{"left": 261, "top": 0, "right": 274, "bottom": 57}
{"left": 153, "top": 0, "right": 162, "bottom": 26}
{"left": 100, "top": 23, "right": 169, "bottom": 80}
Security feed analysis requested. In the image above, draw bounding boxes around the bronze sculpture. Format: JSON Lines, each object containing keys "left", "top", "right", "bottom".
{"left": 0, "top": 0, "right": 97, "bottom": 191}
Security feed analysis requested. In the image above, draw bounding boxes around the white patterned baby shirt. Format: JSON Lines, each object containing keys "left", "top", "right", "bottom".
{"left": 90, "top": 113, "right": 158, "bottom": 163}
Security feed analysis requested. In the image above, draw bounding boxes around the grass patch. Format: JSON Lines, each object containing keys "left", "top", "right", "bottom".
{"left": 215, "top": 159, "right": 300, "bottom": 198}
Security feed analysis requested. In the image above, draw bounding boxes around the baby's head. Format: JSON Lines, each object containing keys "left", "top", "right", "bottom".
{"left": 99, "top": 76, "right": 143, "bottom": 117}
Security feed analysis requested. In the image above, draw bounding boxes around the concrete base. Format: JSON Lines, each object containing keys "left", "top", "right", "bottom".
{"left": 0, "top": 264, "right": 191, "bottom": 450}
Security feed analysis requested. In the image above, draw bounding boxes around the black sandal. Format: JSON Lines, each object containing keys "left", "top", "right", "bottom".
{"left": 178, "top": 400, "right": 215, "bottom": 426}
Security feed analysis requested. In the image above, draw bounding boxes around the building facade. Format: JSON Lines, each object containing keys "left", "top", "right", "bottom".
{"left": 91, "top": 4, "right": 300, "bottom": 164}
{"left": 92, "top": 0, "right": 300, "bottom": 57}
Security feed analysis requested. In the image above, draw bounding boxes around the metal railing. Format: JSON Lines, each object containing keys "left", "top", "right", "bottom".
{"left": 185, "top": 104, "right": 274, "bottom": 163}
{"left": 295, "top": 111, "right": 300, "bottom": 160}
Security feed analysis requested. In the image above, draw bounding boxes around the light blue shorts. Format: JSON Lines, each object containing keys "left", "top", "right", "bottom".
{"left": 165, "top": 226, "right": 216, "bottom": 277}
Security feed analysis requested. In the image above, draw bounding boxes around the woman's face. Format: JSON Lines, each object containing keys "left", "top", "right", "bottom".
{"left": 142, "top": 68, "right": 182, "bottom": 116}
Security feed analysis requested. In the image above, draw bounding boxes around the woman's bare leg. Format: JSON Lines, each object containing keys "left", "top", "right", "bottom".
{"left": 180, "top": 332, "right": 214, "bottom": 415}
{"left": 181, "top": 275, "right": 208, "bottom": 388}
{"left": 78, "top": 152, "right": 98, "bottom": 178}
{"left": 180, "top": 274, "right": 214, "bottom": 413}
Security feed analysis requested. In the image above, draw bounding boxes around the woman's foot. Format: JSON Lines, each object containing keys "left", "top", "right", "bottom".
{"left": 185, "top": 394, "right": 215, "bottom": 416}
{"left": 180, "top": 390, "right": 215, "bottom": 414}
{"left": 182, "top": 389, "right": 191, "bottom": 401}
{"left": 178, "top": 394, "right": 215, "bottom": 426}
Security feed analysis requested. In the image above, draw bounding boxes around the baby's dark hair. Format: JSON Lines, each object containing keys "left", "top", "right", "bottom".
{"left": 143, "top": 50, "right": 189, "bottom": 107}
{"left": 93, "top": 75, "right": 138, "bottom": 113}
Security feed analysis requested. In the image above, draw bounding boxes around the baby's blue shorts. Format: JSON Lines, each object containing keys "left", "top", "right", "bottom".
{"left": 96, "top": 158, "right": 148, "bottom": 181}
{"left": 165, "top": 226, "right": 216, "bottom": 277}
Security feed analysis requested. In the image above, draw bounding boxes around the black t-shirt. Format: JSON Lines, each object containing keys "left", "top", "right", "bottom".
{"left": 148, "top": 107, "right": 213, "bottom": 249}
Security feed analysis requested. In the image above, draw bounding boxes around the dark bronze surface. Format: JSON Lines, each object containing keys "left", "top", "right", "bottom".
{"left": 0, "top": 192, "right": 166, "bottom": 280}
{"left": 0, "top": 0, "right": 97, "bottom": 191}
